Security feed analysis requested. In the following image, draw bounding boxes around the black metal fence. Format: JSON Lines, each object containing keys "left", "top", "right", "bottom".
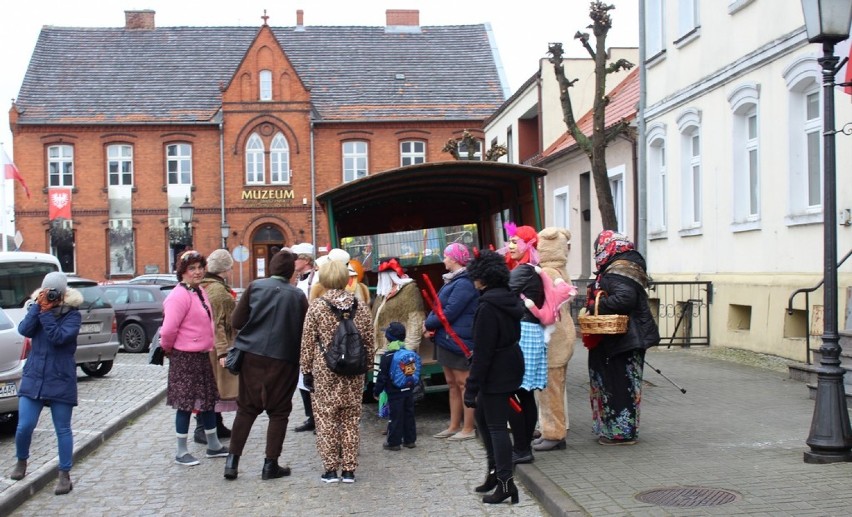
{"left": 570, "top": 279, "right": 712, "bottom": 348}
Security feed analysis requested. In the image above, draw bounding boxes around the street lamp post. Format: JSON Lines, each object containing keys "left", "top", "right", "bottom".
{"left": 179, "top": 196, "right": 195, "bottom": 250}
{"left": 220, "top": 222, "right": 231, "bottom": 250}
{"left": 800, "top": 0, "right": 852, "bottom": 464}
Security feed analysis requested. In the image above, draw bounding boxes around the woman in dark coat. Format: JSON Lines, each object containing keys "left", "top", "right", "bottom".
{"left": 11, "top": 272, "right": 82, "bottom": 495}
{"left": 464, "top": 250, "right": 525, "bottom": 505}
{"left": 584, "top": 231, "right": 660, "bottom": 445}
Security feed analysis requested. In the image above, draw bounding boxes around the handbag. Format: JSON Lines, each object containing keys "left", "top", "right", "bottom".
{"left": 224, "top": 347, "right": 244, "bottom": 375}
{"left": 148, "top": 336, "right": 164, "bottom": 366}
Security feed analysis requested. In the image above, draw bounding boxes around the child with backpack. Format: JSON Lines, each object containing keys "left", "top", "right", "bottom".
{"left": 373, "top": 322, "right": 420, "bottom": 450}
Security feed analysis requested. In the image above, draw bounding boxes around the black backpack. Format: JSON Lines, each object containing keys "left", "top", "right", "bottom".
{"left": 319, "top": 299, "right": 369, "bottom": 376}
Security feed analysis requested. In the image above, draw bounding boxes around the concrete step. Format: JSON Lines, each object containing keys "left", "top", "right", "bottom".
{"left": 807, "top": 383, "right": 852, "bottom": 401}
{"left": 790, "top": 362, "right": 852, "bottom": 387}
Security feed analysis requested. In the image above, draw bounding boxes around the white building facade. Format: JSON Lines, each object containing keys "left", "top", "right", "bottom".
{"left": 643, "top": 0, "right": 852, "bottom": 359}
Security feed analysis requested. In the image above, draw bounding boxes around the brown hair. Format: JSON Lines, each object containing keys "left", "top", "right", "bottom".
{"left": 175, "top": 250, "right": 207, "bottom": 282}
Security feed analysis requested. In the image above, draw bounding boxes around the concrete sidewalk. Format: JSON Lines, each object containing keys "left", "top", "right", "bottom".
{"left": 518, "top": 345, "right": 852, "bottom": 516}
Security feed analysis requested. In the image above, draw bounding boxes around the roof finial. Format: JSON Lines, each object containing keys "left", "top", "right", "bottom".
{"left": 261, "top": 9, "right": 269, "bottom": 26}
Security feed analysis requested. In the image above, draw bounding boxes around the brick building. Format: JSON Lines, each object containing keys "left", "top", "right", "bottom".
{"left": 8, "top": 9, "right": 506, "bottom": 282}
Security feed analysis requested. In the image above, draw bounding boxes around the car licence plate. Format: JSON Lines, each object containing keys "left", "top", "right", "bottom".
{"left": 0, "top": 382, "right": 17, "bottom": 398}
{"left": 80, "top": 322, "right": 101, "bottom": 334}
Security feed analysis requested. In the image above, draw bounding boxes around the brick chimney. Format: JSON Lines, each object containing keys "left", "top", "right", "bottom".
{"left": 386, "top": 9, "right": 419, "bottom": 27}
{"left": 295, "top": 9, "right": 305, "bottom": 32}
{"left": 125, "top": 10, "right": 155, "bottom": 30}
{"left": 385, "top": 9, "right": 420, "bottom": 33}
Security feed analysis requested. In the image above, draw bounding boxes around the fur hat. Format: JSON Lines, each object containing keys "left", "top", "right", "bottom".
{"left": 206, "top": 249, "right": 234, "bottom": 274}
{"left": 537, "top": 227, "right": 571, "bottom": 271}
{"left": 384, "top": 321, "right": 406, "bottom": 342}
{"left": 41, "top": 271, "right": 67, "bottom": 296}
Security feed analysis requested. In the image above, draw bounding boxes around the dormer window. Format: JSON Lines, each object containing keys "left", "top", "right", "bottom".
{"left": 259, "top": 70, "right": 272, "bottom": 101}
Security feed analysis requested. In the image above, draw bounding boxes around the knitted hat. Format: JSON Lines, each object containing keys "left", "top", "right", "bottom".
{"left": 443, "top": 242, "right": 470, "bottom": 266}
{"left": 206, "top": 249, "right": 234, "bottom": 274}
{"left": 41, "top": 271, "right": 67, "bottom": 295}
{"left": 384, "top": 321, "right": 406, "bottom": 342}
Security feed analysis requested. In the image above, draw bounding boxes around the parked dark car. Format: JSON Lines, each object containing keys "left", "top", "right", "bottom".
{"left": 66, "top": 278, "right": 121, "bottom": 377}
{"left": 126, "top": 274, "right": 178, "bottom": 287}
{"left": 101, "top": 285, "right": 168, "bottom": 353}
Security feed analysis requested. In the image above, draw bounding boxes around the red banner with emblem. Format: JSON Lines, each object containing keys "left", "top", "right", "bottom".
{"left": 48, "top": 187, "right": 72, "bottom": 220}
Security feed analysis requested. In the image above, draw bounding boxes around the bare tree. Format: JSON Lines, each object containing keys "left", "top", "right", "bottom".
{"left": 548, "top": 2, "right": 633, "bottom": 230}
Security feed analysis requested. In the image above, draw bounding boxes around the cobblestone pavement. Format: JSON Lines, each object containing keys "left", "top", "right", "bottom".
{"left": 1, "top": 353, "right": 545, "bottom": 516}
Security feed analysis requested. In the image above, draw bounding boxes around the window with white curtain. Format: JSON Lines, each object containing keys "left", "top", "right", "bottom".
{"left": 608, "top": 165, "right": 626, "bottom": 233}
{"left": 677, "top": 109, "right": 702, "bottom": 232}
{"left": 245, "top": 133, "right": 265, "bottom": 184}
{"left": 645, "top": 0, "right": 665, "bottom": 58}
{"left": 678, "top": 0, "right": 699, "bottom": 38}
{"left": 728, "top": 84, "right": 761, "bottom": 228}
{"left": 343, "top": 141, "right": 368, "bottom": 182}
{"left": 783, "top": 57, "right": 822, "bottom": 225}
{"left": 647, "top": 124, "right": 667, "bottom": 235}
{"left": 259, "top": 70, "right": 272, "bottom": 101}
{"left": 270, "top": 133, "right": 290, "bottom": 184}
{"left": 553, "top": 186, "right": 570, "bottom": 229}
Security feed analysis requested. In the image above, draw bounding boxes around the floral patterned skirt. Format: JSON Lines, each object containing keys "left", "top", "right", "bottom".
{"left": 167, "top": 349, "right": 220, "bottom": 412}
{"left": 588, "top": 347, "right": 645, "bottom": 440}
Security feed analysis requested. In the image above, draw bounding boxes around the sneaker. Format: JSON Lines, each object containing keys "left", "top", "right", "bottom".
{"left": 206, "top": 446, "right": 229, "bottom": 458}
{"left": 175, "top": 453, "right": 199, "bottom": 466}
{"left": 341, "top": 470, "right": 355, "bottom": 483}
{"left": 383, "top": 442, "right": 401, "bottom": 451}
{"left": 321, "top": 470, "right": 339, "bottom": 483}
{"left": 403, "top": 442, "right": 416, "bottom": 449}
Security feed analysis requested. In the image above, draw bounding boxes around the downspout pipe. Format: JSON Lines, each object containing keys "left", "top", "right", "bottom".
{"left": 310, "top": 120, "right": 317, "bottom": 249}
{"left": 219, "top": 122, "right": 227, "bottom": 247}
{"left": 637, "top": 0, "right": 648, "bottom": 258}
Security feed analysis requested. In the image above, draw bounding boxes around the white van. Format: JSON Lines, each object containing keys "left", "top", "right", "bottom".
{"left": 0, "top": 251, "right": 120, "bottom": 378}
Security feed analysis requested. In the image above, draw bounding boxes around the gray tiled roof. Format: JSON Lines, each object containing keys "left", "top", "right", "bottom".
{"left": 15, "top": 25, "right": 506, "bottom": 125}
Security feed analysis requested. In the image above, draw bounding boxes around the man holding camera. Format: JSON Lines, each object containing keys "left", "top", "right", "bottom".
{"left": 8, "top": 272, "right": 82, "bottom": 495}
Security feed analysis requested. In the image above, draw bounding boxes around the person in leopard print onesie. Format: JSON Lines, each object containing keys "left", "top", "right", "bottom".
{"left": 300, "top": 260, "right": 376, "bottom": 484}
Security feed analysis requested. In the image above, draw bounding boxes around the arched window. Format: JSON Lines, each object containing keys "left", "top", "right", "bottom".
{"left": 728, "top": 83, "right": 761, "bottom": 229}
{"left": 783, "top": 56, "right": 821, "bottom": 225}
{"left": 676, "top": 109, "right": 702, "bottom": 233}
{"left": 270, "top": 132, "right": 290, "bottom": 184}
{"left": 246, "top": 133, "right": 265, "bottom": 184}
{"left": 647, "top": 123, "right": 667, "bottom": 235}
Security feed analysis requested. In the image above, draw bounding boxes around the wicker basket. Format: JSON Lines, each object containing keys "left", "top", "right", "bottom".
{"left": 578, "top": 292, "right": 629, "bottom": 335}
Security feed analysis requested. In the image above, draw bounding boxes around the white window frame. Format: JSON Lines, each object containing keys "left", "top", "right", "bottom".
{"left": 166, "top": 143, "right": 192, "bottom": 185}
{"left": 47, "top": 144, "right": 74, "bottom": 187}
{"left": 677, "top": 0, "right": 699, "bottom": 39}
{"left": 608, "top": 165, "right": 626, "bottom": 234}
{"left": 647, "top": 124, "right": 667, "bottom": 237}
{"left": 107, "top": 144, "right": 133, "bottom": 187}
{"left": 645, "top": 0, "right": 665, "bottom": 59}
{"left": 728, "top": 83, "right": 761, "bottom": 231}
{"left": 259, "top": 70, "right": 272, "bottom": 101}
{"left": 457, "top": 139, "right": 482, "bottom": 161}
{"left": 343, "top": 141, "right": 368, "bottom": 182}
{"left": 553, "top": 185, "right": 570, "bottom": 229}
{"left": 245, "top": 133, "right": 265, "bottom": 184}
{"left": 783, "top": 56, "right": 822, "bottom": 226}
{"left": 677, "top": 109, "right": 702, "bottom": 234}
{"left": 400, "top": 140, "right": 425, "bottom": 166}
{"left": 270, "top": 133, "right": 290, "bottom": 184}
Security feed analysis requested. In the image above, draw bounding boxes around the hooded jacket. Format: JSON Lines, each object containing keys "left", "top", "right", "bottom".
{"left": 423, "top": 269, "right": 478, "bottom": 356}
{"left": 465, "top": 286, "right": 525, "bottom": 397}
{"left": 17, "top": 288, "right": 83, "bottom": 405}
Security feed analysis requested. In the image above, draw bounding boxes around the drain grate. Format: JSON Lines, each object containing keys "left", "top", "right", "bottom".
{"left": 635, "top": 487, "right": 740, "bottom": 508}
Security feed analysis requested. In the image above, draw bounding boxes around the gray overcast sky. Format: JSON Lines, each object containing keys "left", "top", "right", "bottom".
{"left": 0, "top": 0, "right": 639, "bottom": 156}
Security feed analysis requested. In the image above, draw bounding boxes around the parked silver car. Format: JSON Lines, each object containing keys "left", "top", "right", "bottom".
{"left": 66, "top": 278, "right": 121, "bottom": 377}
{"left": 0, "top": 307, "right": 25, "bottom": 421}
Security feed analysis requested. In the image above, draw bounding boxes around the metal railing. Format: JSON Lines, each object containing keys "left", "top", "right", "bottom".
{"left": 571, "top": 279, "right": 712, "bottom": 347}
{"left": 787, "top": 248, "right": 852, "bottom": 365}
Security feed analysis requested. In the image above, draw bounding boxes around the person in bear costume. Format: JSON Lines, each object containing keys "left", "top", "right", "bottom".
{"left": 532, "top": 227, "right": 576, "bottom": 451}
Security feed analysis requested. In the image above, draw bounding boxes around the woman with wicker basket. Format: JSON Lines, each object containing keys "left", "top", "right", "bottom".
{"left": 582, "top": 230, "right": 659, "bottom": 446}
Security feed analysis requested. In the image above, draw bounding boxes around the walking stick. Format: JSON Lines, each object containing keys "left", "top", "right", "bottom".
{"left": 421, "top": 274, "right": 522, "bottom": 413}
{"left": 644, "top": 359, "right": 687, "bottom": 394}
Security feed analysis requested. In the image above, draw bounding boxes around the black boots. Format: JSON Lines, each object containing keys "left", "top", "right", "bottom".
{"left": 195, "top": 413, "right": 231, "bottom": 444}
{"left": 54, "top": 470, "right": 73, "bottom": 495}
{"left": 261, "top": 458, "right": 291, "bottom": 480}
{"left": 10, "top": 459, "right": 26, "bottom": 481}
{"left": 295, "top": 417, "right": 315, "bottom": 432}
{"left": 223, "top": 454, "right": 239, "bottom": 480}
{"left": 482, "top": 477, "right": 518, "bottom": 504}
{"left": 474, "top": 468, "right": 497, "bottom": 493}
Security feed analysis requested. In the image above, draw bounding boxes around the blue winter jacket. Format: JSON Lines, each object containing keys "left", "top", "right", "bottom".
{"left": 423, "top": 270, "right": 478, "bottom": 356}
{"left": 17, "top": 289, "right": 82, "bottom": 406}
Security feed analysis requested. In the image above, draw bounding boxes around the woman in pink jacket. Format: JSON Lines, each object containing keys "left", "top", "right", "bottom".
{"left": 160, "top": 250, "right": 229, "bottom": 466}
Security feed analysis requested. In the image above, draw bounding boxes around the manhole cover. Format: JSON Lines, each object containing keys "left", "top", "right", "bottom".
{"left": 635, "top": 487, "right": 740, "bottom": 507}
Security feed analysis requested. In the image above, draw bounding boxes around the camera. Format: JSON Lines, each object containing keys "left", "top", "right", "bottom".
{"left": 45, "top": 288, "right": 61, "bottom": 302}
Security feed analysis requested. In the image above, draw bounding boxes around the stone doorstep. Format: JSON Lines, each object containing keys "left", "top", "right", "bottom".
{"left": 788, "top": 362, "right": 852, "bottom": 401}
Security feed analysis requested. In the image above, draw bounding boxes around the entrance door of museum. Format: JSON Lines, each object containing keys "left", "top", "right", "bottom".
{"left": 251, "top": 224, "right": 284, "bottom": 280}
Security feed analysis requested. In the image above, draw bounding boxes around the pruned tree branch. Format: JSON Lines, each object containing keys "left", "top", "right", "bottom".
{"left": 606, "top": 58, "right": 634, "bottom": 75}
